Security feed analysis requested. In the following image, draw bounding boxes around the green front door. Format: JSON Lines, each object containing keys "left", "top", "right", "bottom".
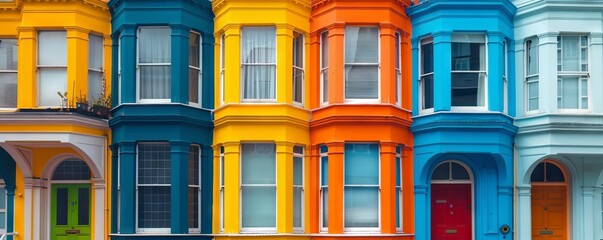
{"left": 51, "top": 184, "right": 91, "bottom": 240}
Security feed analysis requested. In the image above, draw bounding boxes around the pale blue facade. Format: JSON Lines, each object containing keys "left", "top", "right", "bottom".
{"left": 408, "top": 1, "right": 517, "bottom": 240}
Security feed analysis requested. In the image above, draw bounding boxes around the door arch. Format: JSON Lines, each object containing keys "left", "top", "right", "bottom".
{"left": 431, "top": 160, "right": 473, "bottom": 240}
{"left": 50, "top": 159, "right": 92, "bottom": 240}
{"left": 531, "top": 161, "right": 569, "bottom": 240}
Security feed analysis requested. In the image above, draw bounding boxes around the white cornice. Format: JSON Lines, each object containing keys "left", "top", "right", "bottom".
{"left": 0, "top": 113, "right": 109, "bottom": 130}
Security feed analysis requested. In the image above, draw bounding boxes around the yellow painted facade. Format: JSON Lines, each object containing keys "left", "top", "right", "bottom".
{"left": 212, "top": 0, "right": 311, "bottom": 238}
{"left": 0, "top": 1, "right": 112, "bottom": 240}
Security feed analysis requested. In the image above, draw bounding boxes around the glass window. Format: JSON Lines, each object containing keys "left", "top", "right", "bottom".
{"left": 431, "top": 161, "right": 470, "bottom": 181}
{"left": 557, "top": 35, "right": 588, "bottom": 110}
{"left": 293, "top": 32, "right": 304, "bottom": 105}
{"left": 38, "top": 31, "right": 67, "bottom": 107}
{"left": 344, "top": 143, "right": 379, "bottom": 230}
{"left": 189, "top": 32, "right": 201, "bottom": 105}
{"left": 395, "top": 145, "right": 402, "bottom": 231}
{"left": 320, "top": 145, "right": 328, "bottom": 231}
{"left": 320, "top": 32, "right": 329, "bottom": 104}
{"left": 0, "top": 180, "right": 6, "bottom": 232}
{"left": 138, "top": 27, "right": 171, "bottom": 102}
{"left": 241, "top": 143, "right": 276, "bottom": 230}
{"left": 530, "top": 162, "right": 565, "bottom": 183}
{"left": 117, "top": 35, "right": 121, "bottom": 105}
{"left": 395, "top": 32, "right": 402, "bottom": 106}
{"left": 188, "top": 145, "right": 201, "bottom": 231}
{"left": 219, "top": 146, "right": 225, "bottom": 232}
{"left": 137, "top": 143, "right": 171, "bottom": 231}
{"left": 526, "top": 37, "right": 539, "bottom": 112}
{"left": 88, "top": 34, "right": 104, "bottom": 103}
{"left": 0, "top": 38, "right": 17, "bottom": 108}
{"left": 220, "top": 34, "right": 225, "bottom": 105}
{"left": 503, "top": 40, "right": 508, "bottom": 114}
{"left": 241, "top": 27, "right": 276, "bottom": 101}
{"left": 293, "top": 146, "right": 304, "bottom": 230}
{"left": 344, "top": 27, "right": 379, "bottom": 100}
{"left": 451, "top": 34, "right": 486, "bottom": 107}
{"left": 420, "top": 38, "right": 434, "bottom": 110}
{"left": 52, "top": 159, "right": 91, "bottom": 180}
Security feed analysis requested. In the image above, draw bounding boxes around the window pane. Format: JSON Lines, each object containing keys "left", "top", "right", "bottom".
{"left": 189, "top": 68, "right": 199, "bottom": 103}
{"left": 396, "top": 188, "right": 401, "bottom": 228}
{"left": 561, "top": 36, "right": 579, "bottom": 71}
{"left": 241, "top": 186, "right": 276, "bottom": 227}
{"left": 138, "top": 144, "right": 171, "bottom": 185}
{"left": 78, "top": 187, "right": 90, "bottom": 225}
{"left": 138, "top": 186, "right": 171, "bottom": 228}
{"left": 345, "top": 65, "right": 378, "bottom": 99}
{"left": 293, "top": 187, "right": 302, "bottom": 228}
{"left": 53, "top": 159, "right": 91, "bottom": 180}
{"left": 0, "top": 213, "right": 4, "bottom": 229}
{"left": 344, "top": 27, "right": 378, "bottom": 63}
{"left": 88, "top": 70, "right": 103, "bottom": 103}
{"left": 546, "top": 163, "right": 565, "bottom": 182}
{"left": 0, "top": 73, "right": 17, "bottom": 108}
{"left": 321, "top": 32, "right": 329, "bottom": 66}
{"left": 451, "top": 162, "right": 470, "bottom": 180}
{"left": 88, "top": 34, "right": 103, "bottom": 70}
{"left": 241, "top": 27, "right": 276, "bottom": 100}
{"left": 56, "top": 188, "right": 68, "bottom": 226}
{"left": 0, "top": 38, "right": 18, "bottom": 70}
{"left": 345, "top": 144, "right": 379, "bottom": 185}
{"left": 188, "top": 187, "right": 199, "bottom": 229}
{"left": 527, "top": 78, "right": 539, "bottom": 111}
{"left": 530, "top": 162, "right": 545, "bottom": 182}
{"left": 241, "top": 143, "right": 275, "bottom": 184}
{"left": 293, "top": 67, "right": 303, "bottom": 103}
{"left": 421, "top": 42, "right": 433, "bottom": 74}
{"left": 293, "top": 33, "right": 303, "bottom": 68}
{"left": 560, "top": 76, "right": 578, "bottom": 109}
{"left": 321, "top": 155, "right": 328, "bottom": 186}
{"left": 432, "top": 162, "right": 449, "bottom": 180}
{"left": 189, "top": 33, "right": 201, "bottom": 67}
{"left": 0, "top": 187, "right": 5, "bottom": 209}
{"left": 139, "top": 65, "right": 171, "bottom": 99}
{"left": 451, "top": 72, "right": 486, "bottom": 107}
{"left": 452, "top": 42, "right": 485, "bottom": 71}
{"left": 189, "top": 145, "right": 200, "bottom": 186}
{"left": 38, "top": 68, "right": 67, "bottom": 106}
{"left": 139, "top": 28, "right": 171, "bottom": 64}
{"left": 293, "top": 156, "right": 303, "bottom": 185}
{"left": 422, "top": 74, "right": 433, "bottom": 109}
{"left": 322, "top": 188, "right": 328, "bottom": 228}
{"left": 241, "top": 65, "right": 276, "bottom": 99}
{"left": 38, "top": 31, "right": 67, "bottom": 66}
{"left": 344, "top": 187, "right": 379, "bottom": 227}
{"left": 527, "top": 39, "right": 538, "bottom": 75}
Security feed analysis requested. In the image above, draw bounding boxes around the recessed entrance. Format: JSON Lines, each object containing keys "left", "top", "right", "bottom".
{"left": 431, "top": 161, "right": 472, "bottom": 240}
{"left": 530, "top": 161, "right": 568, "bottom": 240}
{"left": 50, "top": 159, "right": 92, "bottom": 240}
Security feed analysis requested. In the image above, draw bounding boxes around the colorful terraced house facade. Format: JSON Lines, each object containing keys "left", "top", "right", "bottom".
{"left": 0, "top": 0, "right": 112, "bottom": 240}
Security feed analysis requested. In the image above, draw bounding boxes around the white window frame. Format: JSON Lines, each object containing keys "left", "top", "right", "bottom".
{"left": 450, "top": 33, "right": 488, "bottom": 111}
{"left": 135, "top": 142, "right": 171, "bottom": 233}
{"left": 189, "top": 31, "right": 202, "bottom": 107}
{"left": 503, "top": 40, "right": 508, "bottom": 114}
{"left": 419, "top": 37, "right": 434, "bottom": 114}
{"left": 343, "top": 143, "right": 381, "bottom": 233}
{"left": 239, "top": 143, "right": 277, "bottom": 233}
{"left": 188, "top": 144, "right": 201, "bottom": 233}
{"left": 220, "top": 34, "right": 225, "bottom": 105}
{"left": 556, "top": 35, "right": 589, "bottom": 112}
{"left": 343, "top": 26, "right": 380, "bottom": 103}
{"left": 219, "top": 146, "right": 225, "bottom": 232}
{"left": 396, "top": 145, "right": 403, "bottom": 232}
{"left": 88, "top": 33, "right": 104, "bottom": 104}
{"left": 395, "top": 32, "right": 402, "bottom": 107}
{"left": 293, "top": 146, "right": 304, "bottom": 232}
{"left": 292, "top": 32, "right": 304, "bottom": 106}
{"left": 0, "top": 179, "right": 6, "bottom": 234}
{"left": 37, "top": 30, "right": 67, "bottom": 108}
{"left": 136, "top": 26, "right": 171, "bottom": 104}
{"left": 0, "top": 38, "right": 18, "bottom": 110}
{"left": 118, "top": 35, "right": 122, "bottom": 105}
{"left": 319, "top": 145, "right": 328, "bottom": 233}
{"left": 320, "top": 31, "right": 329, "bottom": 106}
{"left": 525, "top": 37, "right": 539, "bottom": 114}
{"left": 117, "top": 147, "right": 121, "bottom": 233}
{"left": 240, "top": 27, "right": 277, "bottom": 103}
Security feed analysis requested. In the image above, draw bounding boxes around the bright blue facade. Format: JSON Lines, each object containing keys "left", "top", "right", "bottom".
{"left": 408, "top": 1, "right": 517, "bottom": 240}
{"left": 108, "top": 0, "right": 214, "bottom": 239}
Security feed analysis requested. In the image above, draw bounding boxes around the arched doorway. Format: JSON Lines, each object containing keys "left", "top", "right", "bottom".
{"left": 50, "top": 159, "right": 92, "bottom": 240}
{"left": 531, "top": 161, "right": 569, "bottom": 240}
{"left": 431, "top": 161, "right": 473, "bottom": 240}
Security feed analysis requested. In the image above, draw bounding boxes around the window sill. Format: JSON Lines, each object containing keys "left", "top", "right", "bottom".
{"left": 450, "top": 106, "right": 488, "bottom": 112}
{"left": 137, "top": 99, "right": 171, "bottom": 104}
{"left": 344, "top": 99, "right": 380, "bottom": 104}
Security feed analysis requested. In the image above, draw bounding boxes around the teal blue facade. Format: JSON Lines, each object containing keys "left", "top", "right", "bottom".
{"left": 108, "top": 0, "right": 214, "bottom": 239}
{"left": 408, "top": 1, "right": 517, "bottom": 240}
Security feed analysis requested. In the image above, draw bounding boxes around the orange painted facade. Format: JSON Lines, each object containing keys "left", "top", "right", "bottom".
{"left": 308, "top": 0, "right": 414, "bottom": 238}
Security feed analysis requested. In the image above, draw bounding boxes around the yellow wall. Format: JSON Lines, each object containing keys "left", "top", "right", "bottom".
{"left": 212, "top": 0, "right": 312, "bottom": 235}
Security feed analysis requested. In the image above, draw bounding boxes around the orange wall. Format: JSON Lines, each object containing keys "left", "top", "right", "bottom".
{"left": 308, "top": 0, "right": 414, "bottom": 237}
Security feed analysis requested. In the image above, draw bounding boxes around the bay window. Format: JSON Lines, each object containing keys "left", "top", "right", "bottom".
{"left": 0, "top": 38, "right": 17, "bottom": 108}
{"left": 526, "top": 37, "right": 539, "bottom": 112}
{"left": 320, "top": 31, "right": 329, "bottom": 104}
{"left": 189, "top": 32, "right": 202, "bottom": 106}
{"left": 188, "top": 145, "right": 201, "bottom": 232}
{"left": 241, "top": 27, "right": 276, "bottom": 101}
{"left": 241, "top": 143, "right": 276, "bottom": 231}
{"left": 451, "top": 34, "right": 486, "bottom": 108}
{"left": 319, "top": 145, "right": 328, "bottom": 231}
{"left": 344, "top": 26, "right": 379, "bottom": 101}
{"left": 344, "top": 143, "right": 379, "bottom": 231}
{"left": 88, "top": 34, "right": 104, "bottom": 103}
{"left": 137, "top": 27, "right": 171, "bottom": 102}
{"left": 557, "top": 35, "right": 588, "bottom": 110}
{"left": 293, "top": 146, "right": 304, "bottom": 230}
{"left": 420, "top": 38, "right": 433, "bottom": 110}
{"left": 137, "top": 143, "right": 171, "bottom": 232}
{"left": 38, "top": 31, "right": 67, "bottom": 107}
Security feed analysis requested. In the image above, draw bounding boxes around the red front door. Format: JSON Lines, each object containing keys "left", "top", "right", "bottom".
{"left": 431, "top": 184, "right": 472, "bottom": 240}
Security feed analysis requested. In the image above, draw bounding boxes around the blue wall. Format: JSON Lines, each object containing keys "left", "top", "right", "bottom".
{"left": 108, "top": 0, "right": 214, "bottom": 238}
{"left": 408, "top": 1, "right": 517, "bottom": 240}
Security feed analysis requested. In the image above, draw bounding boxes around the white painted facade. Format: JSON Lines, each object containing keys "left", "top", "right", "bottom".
{"left": 513, "top": 0, "right": 603, "bottom": 239}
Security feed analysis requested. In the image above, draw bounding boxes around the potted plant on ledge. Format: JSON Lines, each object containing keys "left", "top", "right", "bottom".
{"left": 91, "top": 71, "right": 111, "bottom": 119}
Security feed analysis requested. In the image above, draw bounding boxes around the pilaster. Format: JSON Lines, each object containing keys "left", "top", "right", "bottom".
{"left": 119, "top": 25, "right": 137, "bottom": 104}
{"left": 118, "top": 141, "right": 136, "bottom": 233}
{"left": 170, "top": 140, "right": 191, "bottom": 233}
{"left": 17, "top": 27, "right": 36, "bottom": 108}
{"left": 66, "top": 27, "right": 91, "bottom": 107}
{"left": 325, "top": 141, "right": 343, "bottom": 233}
{"left": 432, "top": 31, "right": 452, "bottom": 112}
{"left": 276, "top": 141, "right": 294, "bottom": 233}
{"left": 222, "top": 142, "right": 240, "bottom": 233}
{"left": 170, "top": 24, "right": 191, "bottom": 104}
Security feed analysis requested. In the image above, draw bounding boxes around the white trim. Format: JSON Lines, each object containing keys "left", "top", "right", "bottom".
{"left": 292, "top": 32, "right": 304, "bottom": 106}
{"left": 524, "top": 36, "right": 540, "bottom": 115}
{"left": 395, "top": 146, "right": 403, "bottom": 232}
{"left": 188, "top": 31, "right": 203, "bottom": 108}
{"left": 220, "top": 34, "right": 225, "bottom": 105}
{"left": 292, "top": 146, "right": 304, "bottom": 232}
{"left": 219, "top": 146, "right": 225, "bottom": 233}
{"left": 319, "top": 145, "right": 328, "bottom": 233}
{"left": 343, "top": 26, "right": 381, "bottom": 103}
{"left": 503, "top": 39, "right": 508, "bottom": 114}
{"left": 395, "top": 32, "right": 402, "bottom": 107}
{"left": 419, "top": 37, "right": 434, "bottom": 114}
{"left": 320, "top": 31, "right": 329, "bottom": 106}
